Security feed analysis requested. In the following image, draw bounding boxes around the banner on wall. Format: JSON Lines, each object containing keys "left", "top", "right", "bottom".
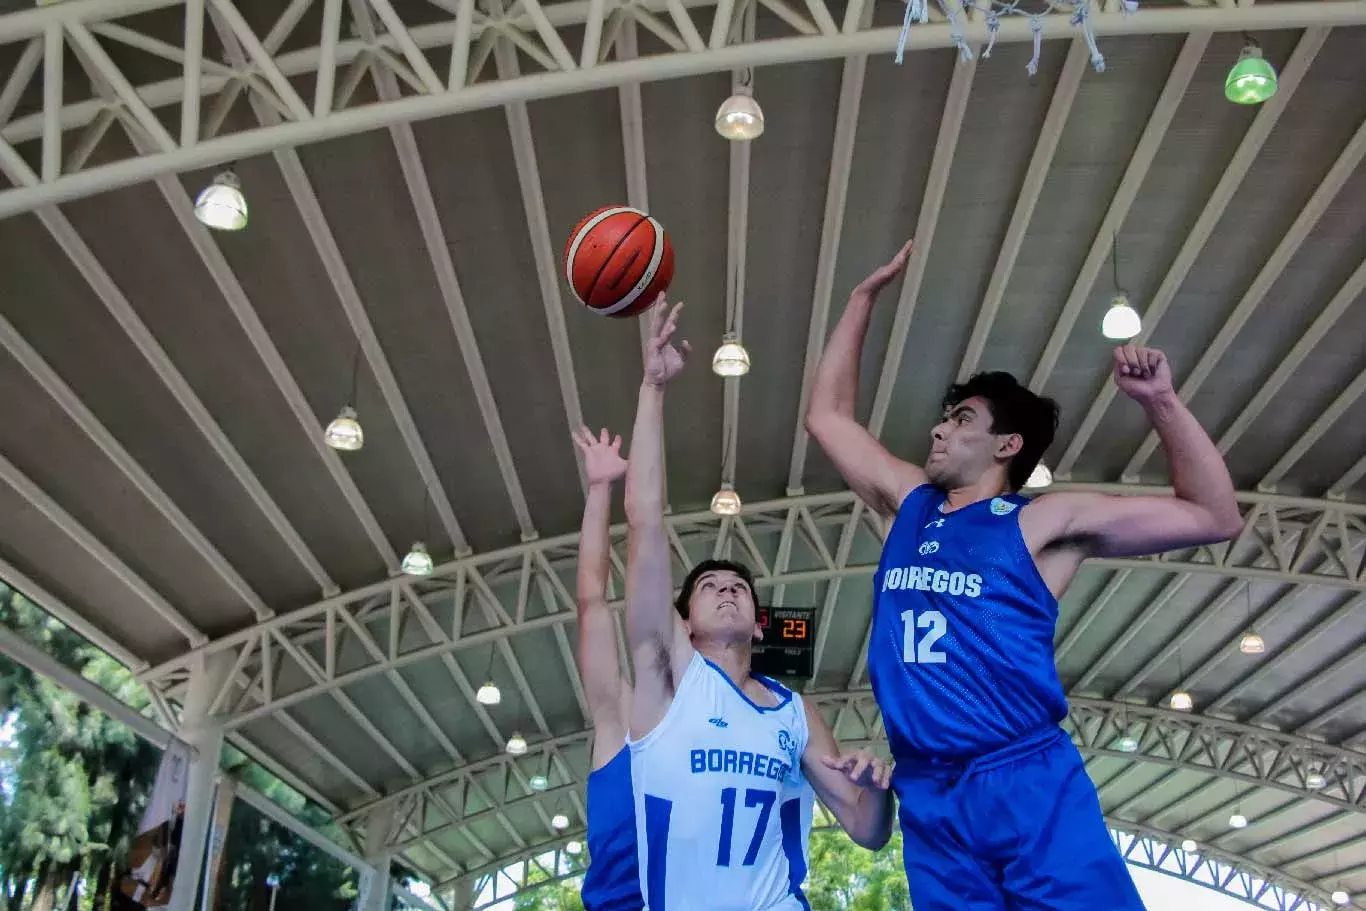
{"left": 113, "top": 741, "right": 191, "bottom": 909}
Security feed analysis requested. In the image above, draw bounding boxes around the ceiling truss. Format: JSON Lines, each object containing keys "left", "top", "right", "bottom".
{"left": 1, "top": 0, "right": 1365, "bottom": 218}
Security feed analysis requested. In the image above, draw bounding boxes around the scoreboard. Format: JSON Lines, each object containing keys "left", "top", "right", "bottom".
{"left": 751, "top": 606, "right": 817, "bottom": 680}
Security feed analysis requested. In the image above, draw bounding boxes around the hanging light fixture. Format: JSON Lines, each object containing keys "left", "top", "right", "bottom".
{"left": 324, "top": 406, "right": 364, "bottom": 451}
{"left": 529, "top": 774, "right": 549, "bottom": 791}
{"left": 1170, "top": 690, "right": 1193, "bottom": 712}
{"left": 476, "top": 681, "right": 501, "bottom": 705}
{"left": 1115, "top": 734, "right": 1139, "bottom": 753}
{"left": 401, "top": 541, "right": 434, "bottom": 577}
{"left": 1102, "top": 295, "right": 1142, "bottom": 341}
{"left": 715, "top": 68, "right": 764, "bottom": 141}
{"left": 194, "top": 170, "right": 248, "bottom": 231}
{"left": 1239, "top": 586, "right": 1264, "bottom": 654}
{"left": 325, "top": 345, "right": 365, "bottom": 451}
{"left": 711, "top": 483, "right": 742, "bottom": 516}
{"left": 1101, "top": 231, "right": 1141, "bottom": 340}
{"left": 1225, "top": 39, "right": 1278, "bottom": 105}
{"left": 1228, "top": 812, "right": 1248, "bottom": 829}
{"left": 712, "top": 332, "right": 751, "bottom": 377}
{"left": 551, "top": 813, "right": 570, "bottom": 830}
{"left": 1180, "top": 838, "right": 1197, "bottom": 853}
{"left": 505, "top": 732, "right": 528, "bottom": 756}
{"left": 1305, "top": 769, "right": 1327, "bottom": 790}
{"left": 565, "top": 840, "right": 583, "bottom": 855}
{"left": 1331, "top": 891, "right": 1350, "bottom": 905}
{"left": 1025, "top": 462, "right": 1053, "bottom": 489}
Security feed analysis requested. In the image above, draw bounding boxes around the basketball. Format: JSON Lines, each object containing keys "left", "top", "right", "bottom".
{"left": 563, "top": 206, "right": 675, "bottom": 318}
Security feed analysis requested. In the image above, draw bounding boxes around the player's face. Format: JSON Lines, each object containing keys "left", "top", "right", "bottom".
{"left": 926, "top": 397, "right": 1016, "bottom": 488}
{"left": 686, "top": 570, "right": 759, "bottom": 643}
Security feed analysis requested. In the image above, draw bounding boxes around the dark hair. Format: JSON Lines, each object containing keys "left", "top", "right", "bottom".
{"left": 674, "top": 559, "right": 756, "bottom": 620}
{"left": 943, "top": 371, "right": 1060, "bottom": 491}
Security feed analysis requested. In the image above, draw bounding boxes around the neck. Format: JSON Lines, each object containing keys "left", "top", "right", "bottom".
{"left": 694, "top": 638, "right": 753, "bottom": 685}
{"left": 942, "top": 473, "right": 1011, "bottom": 512}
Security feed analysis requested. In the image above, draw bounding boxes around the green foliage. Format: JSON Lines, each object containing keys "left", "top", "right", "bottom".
{"left": 509, "top": 828, "right": 911, "bottom": 911}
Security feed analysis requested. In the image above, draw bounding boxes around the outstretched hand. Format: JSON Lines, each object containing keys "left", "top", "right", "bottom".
{"left": 572, "top": 426, "right": 627, "bottom": 486}
{"left": 820, "top": 748, "right": 892, "bottom": 791}
{"left": 853, "top": 239, "right": 914, "bottom": 298}
{"left": 642, "top": 295, "right": 691, "bottom": 388}
{"left": 1113, "top": 345, "right": 1174, "bottom": 405}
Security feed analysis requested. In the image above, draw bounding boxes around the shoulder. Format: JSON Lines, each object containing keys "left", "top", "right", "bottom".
{"left": 1018, "top": 490, "right": 1107, "bottom": 548}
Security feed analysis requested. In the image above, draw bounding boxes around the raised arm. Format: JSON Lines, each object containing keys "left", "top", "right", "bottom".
{"left": 800, "top": 700, "right": 895, "bottom": 851}
{"left": 625, "top": 299, "right": 694, "bottom": 738}
{"left": 1030, "top": 347, "right": 1243, "bottom": 558}
{"left": 572, "top": 427, "right": 630, "bottom": 760}
{"left": 804, "top": 240, "right": 925, "bottom": 519}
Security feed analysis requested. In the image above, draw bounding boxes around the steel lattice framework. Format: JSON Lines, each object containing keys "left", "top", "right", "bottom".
{"left": 0, "top": 0, "right": 1365, "bottom": 217}
{"left": 0, "top": 0, "right": 1364, "bottom": 906}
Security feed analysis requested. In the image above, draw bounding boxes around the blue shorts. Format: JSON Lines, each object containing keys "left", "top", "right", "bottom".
{"left": 892, "top": 728, "right": 1146, "bottom": 911}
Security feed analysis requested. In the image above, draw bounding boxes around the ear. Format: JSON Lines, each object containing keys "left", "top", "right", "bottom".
{"left": 995, "top": 432, "right": 1024, "bottom": 460}
{"left": 752, "top": 623, "right": 764, "bottom": 643}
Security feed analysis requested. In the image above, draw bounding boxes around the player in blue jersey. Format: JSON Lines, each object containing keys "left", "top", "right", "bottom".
{"left": 804, "top": 240, "right": 1243, "bottom": 911}
{"left": 570, "top": 425, "right": 644, "bottom": 911}
{"left": 624, "top": 298, "right": 898, "bottom": 911}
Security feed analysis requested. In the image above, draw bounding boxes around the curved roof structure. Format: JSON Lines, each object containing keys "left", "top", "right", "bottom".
{"left": 0, "top": 0, "right": 1363, "bottom": 906}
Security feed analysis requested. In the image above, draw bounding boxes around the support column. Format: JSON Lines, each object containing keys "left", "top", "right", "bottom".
{"left": 169, "top": 650, "right": 234, "bottom": 911}
{"left": 358, "top": 803, "right": 396, "bottom": 911}
{"left": 449, "top": 877, "right": 474, "bottom": 911}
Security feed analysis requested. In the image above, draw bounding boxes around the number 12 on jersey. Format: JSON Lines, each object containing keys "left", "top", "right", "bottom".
{"left": 901, "top": 609, "right": 947, "bottom": 664}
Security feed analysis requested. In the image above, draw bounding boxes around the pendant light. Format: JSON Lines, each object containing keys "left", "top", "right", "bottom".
{"left": 1239, "top": 585, "right": 1265, "bottom": 654}
{"left": 1101, "top": 231, "right": 1141, "bottom": 341}
{"left": 711, "top": 483, "right": 742, "bottom": 516}
{"left": 1180, "top": 838, "right": 1197, "bottom": 853}
{"left": 1225, "top": 38, "right": 1278, "bottom": 105}
{"left": 715, "top": 68, "right": 764, "bottom": 141}
{"left": 528, "top": 774, "right": 549, "bottom": 791}
{"left": 712, "top": 332, "right": 751, "bottom": 377}
{"left": 194, "top": 170, "right": 248, "bottom": 231}
{"left": 505, "top": 732, "right": 528, "bottom": 755}
{"left": 401, "top": 542, "right": 433, "bottom": 576}
{"left": 565, "top": 840, "right": 583, "bottom": 855}
{"left": 1025, "top": 462, "right": 1053, "bottom": 489}
{"left": 551, "top": 813, "right": 570, "bottom": 830}
{"left": 475, "top": 645, "right": 501, "bottom": 705}
{"left": 325, "top": 345, "right": 365, "bottom": 451}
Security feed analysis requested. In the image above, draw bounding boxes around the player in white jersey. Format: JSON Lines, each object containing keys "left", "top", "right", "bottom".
{"left": 623, "top": 298, "right": 897, "bottom": 911}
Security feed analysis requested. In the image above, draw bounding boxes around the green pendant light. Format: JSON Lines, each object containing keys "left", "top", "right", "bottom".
{"left": 1225, "top": 41, "right": 1277, "bottom": 105}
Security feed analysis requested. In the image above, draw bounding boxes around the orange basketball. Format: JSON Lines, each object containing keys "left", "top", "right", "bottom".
{"left": 564, "top": 206, "right": 674, "bottom": 318}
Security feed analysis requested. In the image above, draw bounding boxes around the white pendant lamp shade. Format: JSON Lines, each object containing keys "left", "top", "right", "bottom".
{"left": 194, "top": 171, "right": 248, "bottom": 231}
{"left": 475, "top": 681, "right": 502, "bottom": 705}
{"left": 712, "top": 334, "right": 751, "bottom": 376}
{"left": 715, "top": 92, "right": 765, "bottom": 141}
{"left": 710, "top": 484, "right": 742, "bottom": 516}
{"left": 324, "top": 406, "right": 364, "bottom": 451}
{"left": 401, "top": 541, "right": 434, "bottom": 576}
{"left": 1102, "top": 295, "right": 1142, "bottom": 340}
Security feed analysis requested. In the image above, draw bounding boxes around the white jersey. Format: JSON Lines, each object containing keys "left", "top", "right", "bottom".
{"left": 629, "top": 652, "right": 814, "bottom": 911}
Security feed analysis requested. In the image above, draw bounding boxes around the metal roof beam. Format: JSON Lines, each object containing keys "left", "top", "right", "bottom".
{"left": 957, "top": 38, "right": 1086, "bottom": 382}
{"left": 0, "top": 451, "right": 207, "bottom": 646}
{"left": 0, "top": 313, "right": 272, "bottom": 618}
{"left": 489, "top": 4, "right": 587, "bottom": 498}
{"left": 867, "top": 51, "right": 977, "bottom": 439}
{"left": 1028, "top": 30, "right": 1209, "bottom": 391}
{"left": 3, "top": 1, "right": 1363, "bottom": 218}
{"left": 354, "top": 0, "right": 538, "bottom": 542}
{"left": 1122, "top": 110, "right": 1366, "bottom": 480}
{"left": 1055, "top": 27, "right": 1327, "bottom": 477}
{"left": 1259, "top": 366, "right": 1366, "bottom": 492}
{"left": 784, "top": 5, "right": 869, "bottom": 493}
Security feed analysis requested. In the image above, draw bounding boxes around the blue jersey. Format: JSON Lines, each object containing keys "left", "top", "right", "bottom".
{"left": 582, "top": 745, "right": 643, "bottom": 911}
{"left": 867, "top": 485, "right": 1068, "bottom": 760}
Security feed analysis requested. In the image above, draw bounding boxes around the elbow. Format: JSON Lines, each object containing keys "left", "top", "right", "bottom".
{"left": 1214, "top": 512, "right": 1244, "bottom": 542}
{"left": 804, "top": 408, "right": 838, "bottom": 440}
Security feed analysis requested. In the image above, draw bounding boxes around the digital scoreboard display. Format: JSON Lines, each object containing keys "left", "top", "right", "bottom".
{"left": 752, "top": 606, "right": 817, "bottom": 680}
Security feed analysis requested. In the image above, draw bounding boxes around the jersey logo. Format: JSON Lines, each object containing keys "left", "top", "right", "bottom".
{"left": 990, "top": 497, "right": 1017, "bottom": 516}
{"left": 924, "top": 518, "right": 945, "bottom": 529}
{"left": 918, "top": 540, "right": 940, "bottom": 556}
{"left": 708, "top": 716, "right": 728, "bottom": 728}
{"left": 776, "top": 730, "right": 798, "bottom": 769}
